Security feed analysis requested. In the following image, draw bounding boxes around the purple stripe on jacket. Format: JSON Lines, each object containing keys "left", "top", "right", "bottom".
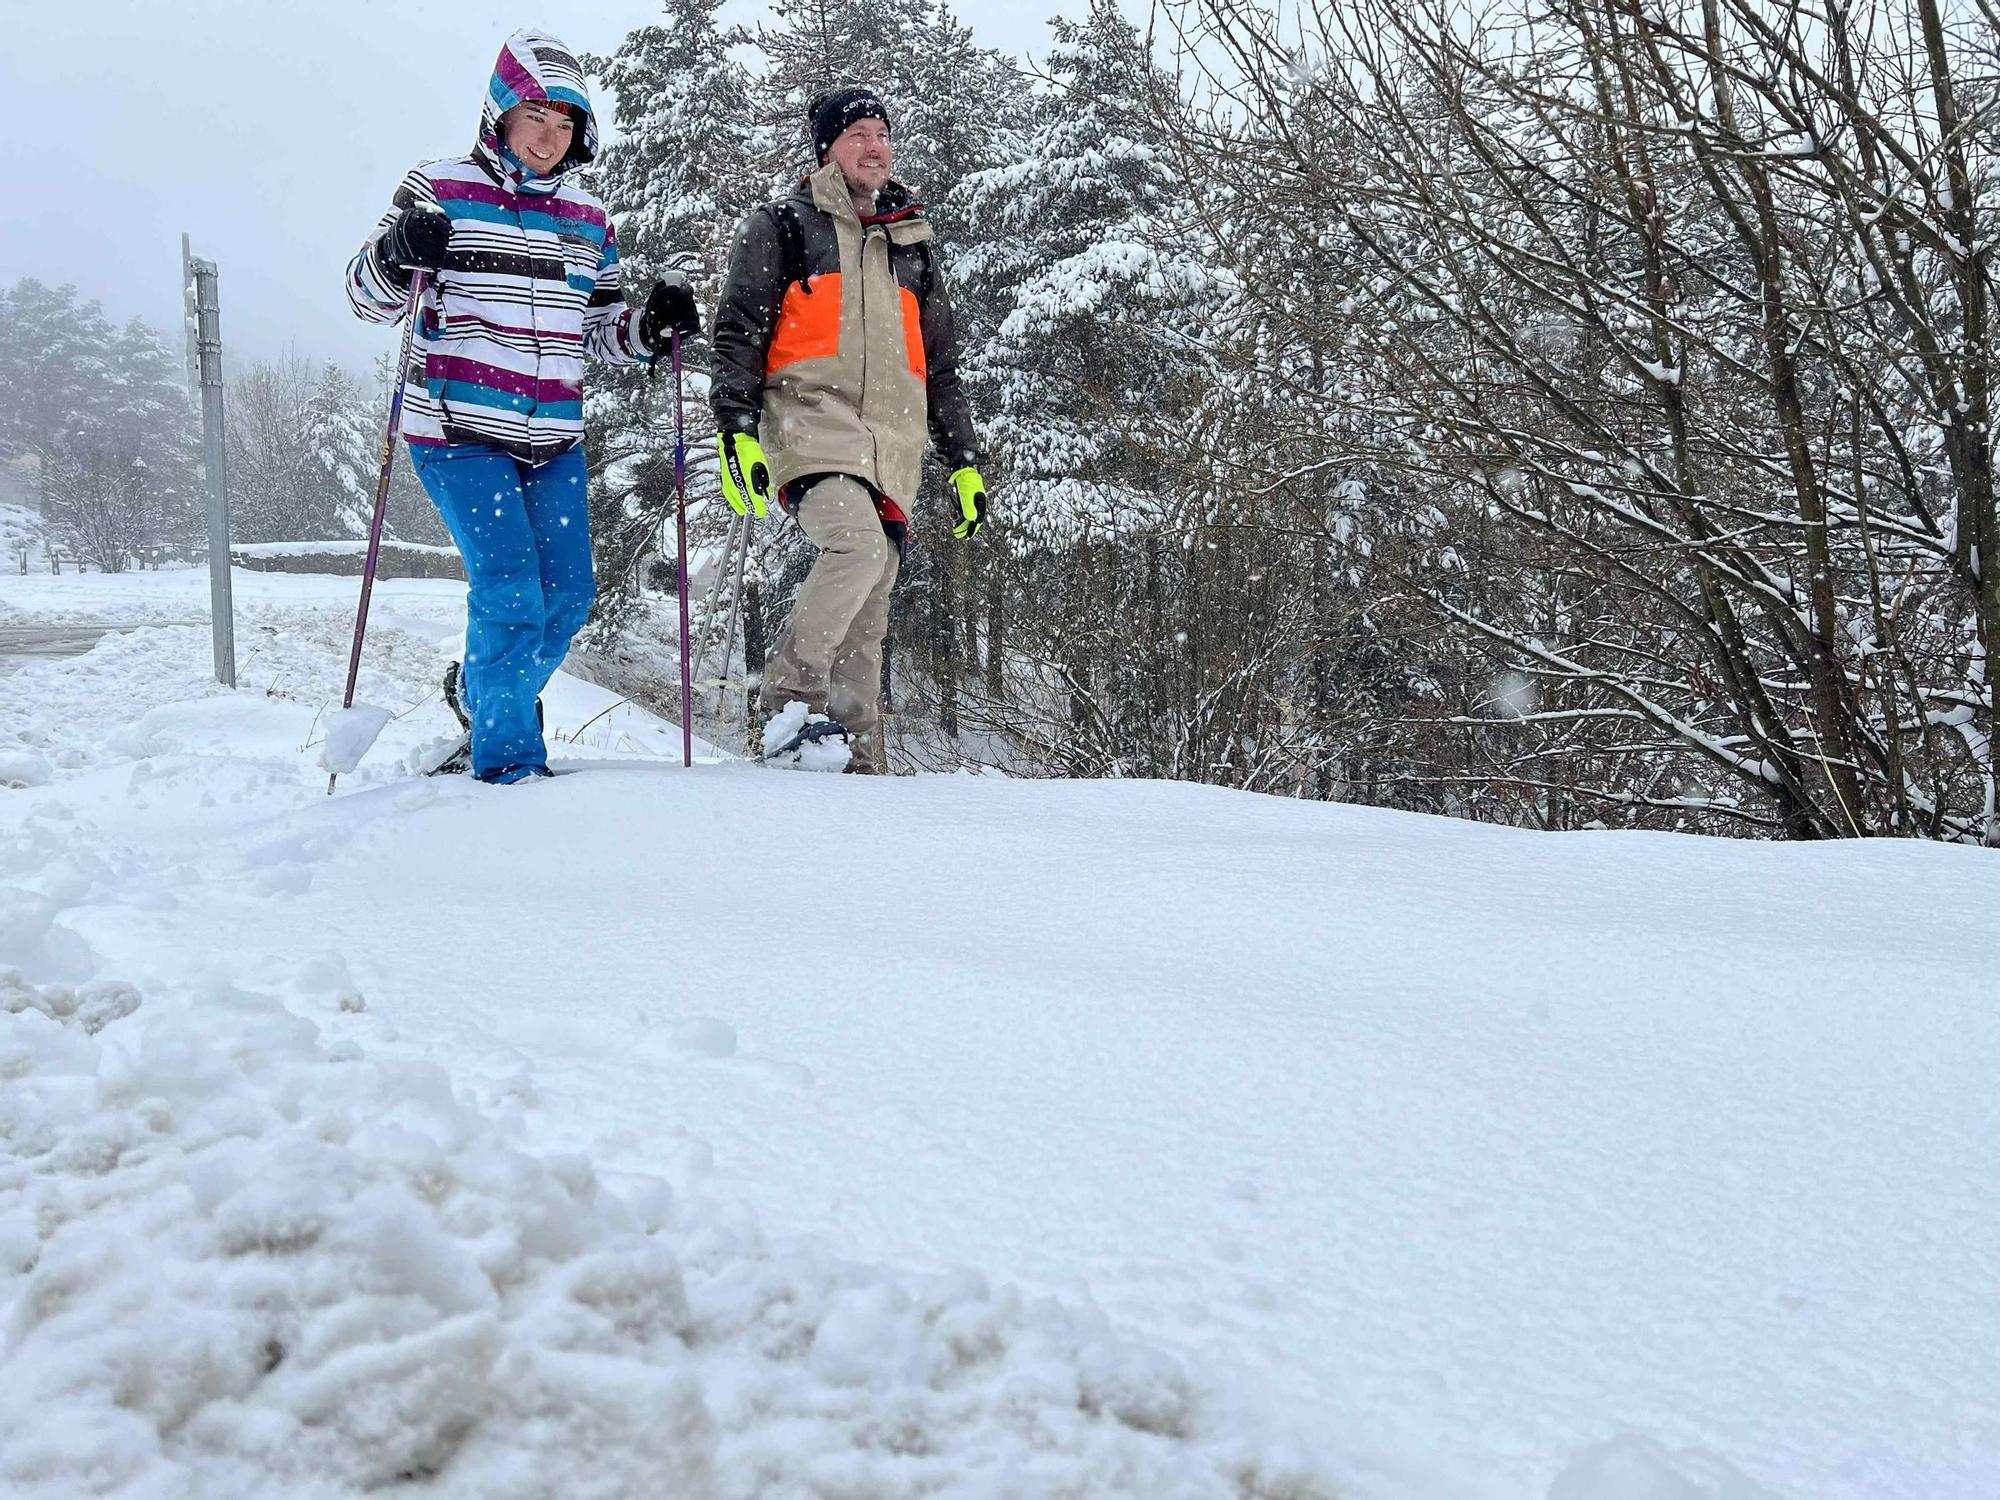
{"left": 431, "top": 176, "right": 609, "bottom": 228}
{"left": 428, "top": 355, "right": 582, "bottom": 404}
{"left": 493, "top": 44, "right": 540, "bottom": 105}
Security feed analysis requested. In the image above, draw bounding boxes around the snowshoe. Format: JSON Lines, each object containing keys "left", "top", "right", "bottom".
{"left": 421, "top": 731, "right": 473, "bottom": 777}
{"left": 759, "top": 701, "right": 852, "bottom": 773}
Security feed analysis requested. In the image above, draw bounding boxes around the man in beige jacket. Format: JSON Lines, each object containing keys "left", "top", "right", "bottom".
{"left": 709, "top": 86, "right": 987, "bottom": 773}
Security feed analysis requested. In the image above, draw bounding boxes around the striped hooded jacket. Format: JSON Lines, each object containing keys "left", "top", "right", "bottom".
{"left": 345, "top": 30, "right": 647, "bottom": 464}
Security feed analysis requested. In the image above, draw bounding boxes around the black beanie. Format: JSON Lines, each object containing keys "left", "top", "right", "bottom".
{"left": 810, "top": 86, "right": 891, "bottom": 162}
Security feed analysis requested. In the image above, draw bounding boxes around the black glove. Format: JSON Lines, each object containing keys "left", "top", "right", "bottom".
{"left": 640, "top": 273, "right": 702, "bottom": 354}
{"left": 377, "top": 207, "right": 451, "bottom": 283}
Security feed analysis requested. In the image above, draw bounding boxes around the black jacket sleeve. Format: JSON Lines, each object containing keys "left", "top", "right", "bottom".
{"left": 920, "top": 249, "right": 980, "bottom": 469}
{"left": 709, "top": 208, "right": 787, "bottom": 437}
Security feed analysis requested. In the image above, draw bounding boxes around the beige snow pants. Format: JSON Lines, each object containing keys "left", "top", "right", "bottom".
{"left": 761, "top": 476, "right": 900, "bottom": 773}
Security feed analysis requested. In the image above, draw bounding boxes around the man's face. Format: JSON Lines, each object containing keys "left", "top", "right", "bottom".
{"left": 828, "top": 118, "right": 892, "bottom": 197}
{"left": 502, "top": 100, "right": 575, "bottom": 175}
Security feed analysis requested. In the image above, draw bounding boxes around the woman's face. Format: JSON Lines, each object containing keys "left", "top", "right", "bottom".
{"left": 503, "top": 100, "right": 575, "bottom": 174}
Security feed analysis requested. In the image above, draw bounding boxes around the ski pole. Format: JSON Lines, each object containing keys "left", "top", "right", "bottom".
{"left": 328, "top": 271, "right": 426, "bottom": 797}
{"left": 689, "top": 508, "right": 742, "bottom": 688}
{"left": 716, "top": 510, "right": 748, "bottom": 714}
{"left": 672, "top": 329, "right": 693, "bottom": 768}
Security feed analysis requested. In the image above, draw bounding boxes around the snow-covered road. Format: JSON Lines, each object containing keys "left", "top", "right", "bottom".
{"left": 0, "top": 621, "right": 185, "bottom": 674}
{"left": 4, "top": 568, "right": 1996, "bottom": 1500}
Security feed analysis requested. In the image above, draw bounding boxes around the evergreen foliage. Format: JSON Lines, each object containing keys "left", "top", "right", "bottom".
{"left": 582, "top": 0, "right": 764, "bottom": 631}
{"left": 0, "top": 279, "right": 199, "bottom": 566}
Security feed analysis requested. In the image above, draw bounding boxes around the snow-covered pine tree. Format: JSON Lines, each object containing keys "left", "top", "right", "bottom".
{"left": 584, "top": 0, "right": 761, "bottom": 630}
{"left": 2, "top": 285, "right": 198, "bottom": 564}
{"left": 99, "top": 315, "right": 201, "bottom": 552}
{"left": 227, "top": 356, "right": 380, "bottom": 544}
{"left": 589, "top": 0, "right": 761, "bottom": 297}
{"left": 951, "top": 0, "right": 1218, "bottom": 773}
{"left": 33, "top": 314, "right": 193, "bottom": 570}
{"left": 959, "top": 1, "right": 1209, "bottom": 551}
{"left": 227, "top": 355, "right": 318, "bottom": 543}
{"left": 0, "top": 280, "right": 121, "bottom": 460}
{"left": 296, "top": 363, "right": 379, "bottom": 540}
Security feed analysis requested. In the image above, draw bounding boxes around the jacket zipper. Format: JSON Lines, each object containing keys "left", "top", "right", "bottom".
{"left": 861, "top": 224, "right": 878, "bottom": 479}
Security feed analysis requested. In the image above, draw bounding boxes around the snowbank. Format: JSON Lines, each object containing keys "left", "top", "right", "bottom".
{"left": 0, "top": 961, "right": 1333, "bottom": 1499}
{"left": 232, "top": 542, "right": 460, "bottom": 559}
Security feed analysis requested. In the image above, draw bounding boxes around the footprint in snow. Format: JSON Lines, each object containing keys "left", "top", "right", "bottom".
{"left": 725, "top": 1056, "right": 814, "bottom": 1091}
{"left": 253, "top": 862, "right": 313, "bottom": 897}
{"left": 657, "top": 1016, "right": 811, "bottom": 1090}
{"left": 665, "top": 1016, "right": 737, "bottom": 1058}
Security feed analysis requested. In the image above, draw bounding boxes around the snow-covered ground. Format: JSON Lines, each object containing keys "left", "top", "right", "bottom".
{"left": 2, "top": 567, "right": 1995, "bottom": 1500}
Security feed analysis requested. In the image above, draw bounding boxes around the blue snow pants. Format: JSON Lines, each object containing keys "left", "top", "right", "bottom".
{"left": 408, "top": 441, "right": 593, "bottom": 782}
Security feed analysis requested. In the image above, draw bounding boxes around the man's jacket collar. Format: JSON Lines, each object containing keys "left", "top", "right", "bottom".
{"left": 805, "top": 162, "right": 926, "bottom": 227}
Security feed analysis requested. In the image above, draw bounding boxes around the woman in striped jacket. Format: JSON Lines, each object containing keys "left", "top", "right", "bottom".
{"left": 346, "top": 29, "right": 699, "bottom": 784}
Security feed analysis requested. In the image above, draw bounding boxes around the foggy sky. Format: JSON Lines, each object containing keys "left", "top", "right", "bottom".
{"left": 4, "top": 0, "right": 1077, "bottom": 375}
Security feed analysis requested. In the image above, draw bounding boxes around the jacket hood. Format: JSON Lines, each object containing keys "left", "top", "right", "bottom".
{"left": 477, "top": 29, "right": 598, "bottom": 184}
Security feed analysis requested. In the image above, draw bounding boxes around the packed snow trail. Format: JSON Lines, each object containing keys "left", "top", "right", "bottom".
{"left": 2, "top": 582, "right": 1996, "bottom": 1499}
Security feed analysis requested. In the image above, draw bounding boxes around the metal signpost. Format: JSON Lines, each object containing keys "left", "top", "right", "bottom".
{"left": 180, "top": 234, "right": 200, "bottom": 400}
{"left": 184, "top": 239, "right": 236, "bottom": 688}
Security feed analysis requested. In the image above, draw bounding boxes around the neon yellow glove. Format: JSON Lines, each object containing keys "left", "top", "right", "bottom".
{"left": 948, "top": 466, "right": 987, "bottom": 539}
{"left": 717, "top": 430, "right": 772, "bottom": 518}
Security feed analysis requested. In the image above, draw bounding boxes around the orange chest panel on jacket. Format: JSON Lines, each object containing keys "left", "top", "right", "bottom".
{"left": 764, "top": 270, "right": 927, "bottom": 381}
{"left": 766, "top": 274, "right": 843, "bottom": 373}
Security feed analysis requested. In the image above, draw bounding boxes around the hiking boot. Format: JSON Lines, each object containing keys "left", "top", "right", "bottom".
{"left": 760, "top": 700, "right": 852, "bottom": 772}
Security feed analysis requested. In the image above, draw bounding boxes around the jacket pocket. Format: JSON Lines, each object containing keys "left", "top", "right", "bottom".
{"left": 872, "top": 425, "right": 924, "bottom": 506}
